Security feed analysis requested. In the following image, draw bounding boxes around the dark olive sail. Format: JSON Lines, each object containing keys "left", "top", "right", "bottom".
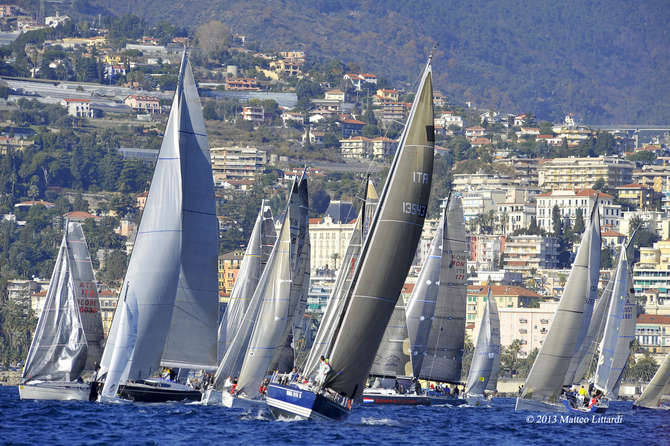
{"left": 324, "top": 60, "right": 435, "bottom": 398}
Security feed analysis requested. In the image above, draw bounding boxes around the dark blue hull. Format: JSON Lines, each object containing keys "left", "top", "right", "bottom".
{"left": 560, "top": 398, "right": 607, "bottom": 414}
{"left": 266, "top": 383, "right": 351, "bottom": 421}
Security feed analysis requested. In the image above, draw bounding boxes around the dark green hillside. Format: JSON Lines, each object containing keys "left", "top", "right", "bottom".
{"left": 89, "top": 0, "right": 669, "bottom": 124}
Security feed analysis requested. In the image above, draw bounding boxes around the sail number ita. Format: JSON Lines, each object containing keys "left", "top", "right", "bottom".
{"left": 402, "top": 202, "right": 427, "bottom": 217}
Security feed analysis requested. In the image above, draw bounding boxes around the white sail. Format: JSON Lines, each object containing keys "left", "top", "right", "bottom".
{"left": 594, "top": 245, "right": 636, "bottom": 397}
{"left": 236, "top": 206, "right": 293, "bottom": 397}
{"left": 217, "top": 203, "right": 275, "bottom": 362}
{"left": 22, "top": 223, "right": 88, "bottom": 384}
{"left": 465, "top": 288, "right": 500, "bottom": 396}
{"left": 517, "top": 202, "right": 601, "bottom": 408}
{"left": 634, "top": 353, "right": 670, "bottom": 409}
{"left": 100, "top": 52, "right": 212, "bottom": 395}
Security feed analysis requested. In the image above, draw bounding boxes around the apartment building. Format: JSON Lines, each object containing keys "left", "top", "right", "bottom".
{"left": 538, "top": 156, "right": 634, "bottom": 190}
{"left": 210, "top": 146, "right": 267, "bottom": 184}
{"left": 536, "top": 189, "right": 622, "bottom": 232}
{"left": 503, "top": 235, "right": 560, "bottom": 275}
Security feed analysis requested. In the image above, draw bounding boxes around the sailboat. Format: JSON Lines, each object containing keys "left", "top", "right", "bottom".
{"left": 634, "top": 353, "right": 670, "bottom": 410}
{"left": 19, "top": 221, "right": 105, "bottom": 401}
{"left": 464, "top": 287, "right": 500, "bottom": 406}
{"left": 97, "top": 51, "right": 218, "bottom": 403}
{"left": 202, "top": 202, "right": 276, "bottom": 405}
{"left": 588, "top": 242, "right": 636, "bottom": 410}
{"left": 515, "top": 200, "right": 601, "bottom": 412}
{"left": 362, "top": 193, "right": 467, "bottom": 406}
{"left": 216, "top": 177, "right": 309, "bottom": 409}
{"left": 266, "top": 55, "right": 435, "bottom": 421}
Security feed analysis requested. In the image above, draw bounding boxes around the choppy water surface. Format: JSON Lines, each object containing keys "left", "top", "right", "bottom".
{"left": 1, "top": 386, "right": 667, "bottom": 445}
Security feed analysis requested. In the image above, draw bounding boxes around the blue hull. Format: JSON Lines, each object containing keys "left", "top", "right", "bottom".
{"left": 560, "top": 398, "right": 607, "bottom": 414}
{"left": 266, "top": 383, "right": 351, "bottom": 421}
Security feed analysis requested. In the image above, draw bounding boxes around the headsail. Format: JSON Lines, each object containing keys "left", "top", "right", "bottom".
{"left": 236, "top": 205, "right": 293, "bottom": 397}
{"left": 324, "top": 58, "right": 435, "bottom": 398}
{"left": 100, "top": 51, "right": 214, "bottom": 394}
{"left": 406, "top": 194, "right": 467, "bottom": 383}
{"left": 465, "top": 288, "right": 500, "bottom": 396}
{"left": 634, "top": 353, "right": 670, "bottom": 409}
{"left": 22, "top": 223, "right": 88, "bottom": 383}
{"left": 369, "top": 304, "right": 412, "bottom": 378}
{"left": 518, "top": 201, "right": 601, "bottom": 406}
{"left": 217, "top": 203, "right": 275, "bottom": 361}
{"left": 594, "top": 245, "right": 636, "bottom": 397}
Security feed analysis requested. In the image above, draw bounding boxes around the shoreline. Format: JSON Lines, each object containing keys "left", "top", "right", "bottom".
{"left": 0, "top": 371, "right": 21, "bottom": 386}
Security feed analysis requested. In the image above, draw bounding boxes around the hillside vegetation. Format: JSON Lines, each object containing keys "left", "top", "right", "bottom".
{"left": 87, "top": 0, "right": 670, "bottom": 124}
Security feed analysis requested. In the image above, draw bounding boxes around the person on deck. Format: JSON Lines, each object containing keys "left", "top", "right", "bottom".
{"left": 289, "top": 367, "right": 299, "bottom": 382}
{"left": 453, "top": 386, "right": 460, "bottom": 397}
{"left": 231, "top": 378, "right": 238, "bottom": 395}
{"left": 316, "top": 356, "right": 331, "bottom": 387}
{"left": 259, "top": 378, "right": 269, "bottom": 396}
{"left": 577, "top": 385, "right": 587, "bottom": 407}
{"left": 223, "top": 376, "right": 233, "bottom": 389}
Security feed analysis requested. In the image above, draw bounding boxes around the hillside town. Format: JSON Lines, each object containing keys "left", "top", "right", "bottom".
{"left": 1, "top": 6, "right": 669, "bottom": 391}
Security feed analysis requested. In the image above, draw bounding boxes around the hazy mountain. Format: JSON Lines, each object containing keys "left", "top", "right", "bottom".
{"left": 93, "top": 0, "right": 670, "bottom": 124}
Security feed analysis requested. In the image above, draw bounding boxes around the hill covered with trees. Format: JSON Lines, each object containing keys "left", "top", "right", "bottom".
{"left": 83, "top": 0, "right": 670, "bottom": 124}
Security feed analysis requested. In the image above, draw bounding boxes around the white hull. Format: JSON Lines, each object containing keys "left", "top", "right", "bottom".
{"left": 19, "top": 382, "right": 91, "bottom": 401}
{"left": 201, "top": 388, "right": 223, "bottom": 406}
{"left": 221, "top": 392, "right": 266, "bottom": 409}
{"left": 465, "top": 395, "right": 490, "bottom": 407}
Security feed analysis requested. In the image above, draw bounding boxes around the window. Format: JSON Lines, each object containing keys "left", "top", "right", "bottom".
{"left": 520, "top": 318, "right": 528, "bottom": 324}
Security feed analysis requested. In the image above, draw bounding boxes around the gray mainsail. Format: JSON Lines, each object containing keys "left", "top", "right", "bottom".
{"left": 370, "top": 304, "right": 412, "bottom": 378}
{"left": 236, "top": 205, "right": 294, "bottom": 397}
{"left": 406, "top": 194, "right": 467, "bottom": 383}
{"left": 323, "top": 58, "right": 434, "bottom": 398}
{"left": 22, "top": 223, "right": 89, "bottom": 384}
{"left": 571, "top": 266, "right": 616, "bottom": 384}
{"left": 634, "top": 353, "right": 670, "bottom": 409}
{"left": 594, "top": 245, "right": 636, "bottom": 397}
{"left": 100, "top": 52, "right": 212, "bottom": 397}
{"left": 517, "top": 201, "right": 601, "bottom": 407}
{"left": 465, "top": 288, "right": 500, "bottom": 396}
{"left": 217, "top": 202, "right": 275, "bottom": 362}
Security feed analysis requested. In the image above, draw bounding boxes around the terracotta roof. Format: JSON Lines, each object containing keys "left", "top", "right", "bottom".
{"left": 64, "top": 211, "right": 99, "bottom": 220}
{"left": 340, "top": 118, "right": 366, "bottom": 125}
{"left": 602, "top": 230, "right": 626, "bottom": 237}
{"left": 576, "top": 189, "right": 614, "bottom": 199}
{"left": 99, "top": 290, "right": 116, "bottom": 297}
{"left": 64, "top": 98, "right": 90, "bottom": 102}
{"left": 467, "top": 285, "right": 542, "bottom": 298}
{"left": 637, "top": 314, "right": 670, "bottom": 324}
{"left": 616, "top": 183, "right": 649, "bottom": 189}
{"left": 308, "top": 217, "right": 322, "bottom": 224}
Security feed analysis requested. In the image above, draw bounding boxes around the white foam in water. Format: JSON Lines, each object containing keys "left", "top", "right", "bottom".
{"left": 360, "top": 417, "right": 400, "bottom": 426}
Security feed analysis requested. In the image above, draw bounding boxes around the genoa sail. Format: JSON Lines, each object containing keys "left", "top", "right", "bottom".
{"left": 634, "top": 353, "right": 670, "bottom": 409}
{"left": 594, "top": 245, "right": 636, "bottom": 397}
{"left": 465, "top": 288, "right": 500, "bottom": 396}
{"left": 22, "top": 222, "right": 94, "bottom": 384}
{"left": 369, "top": 304, "right": 412, "bottom": 378}
{"left": 100, "top": 51, "right": 215, "bottom": 396}
{"left": 217, "top": 203, "right": 275, "bottom": 362}
{"left": 517, "top": 201, "right": 601, "bottom": 407}
{"left": 406, "top": 194, "right": 467, "bottom": 384}
{"left": 323, "top": 59, "right": 435, "bottom": 398}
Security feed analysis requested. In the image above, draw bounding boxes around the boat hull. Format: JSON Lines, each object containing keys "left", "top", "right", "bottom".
{"left": 19, "top": 381, "right": 91, "bottom": 401}
{"left": 515, "top": 397, "right": 605, "bottom": 413}
{"left": 221, "top": 392, "right": 266, "bottom": 409}
{"left": 266, "top": 383, "right": 350, "bottom": 421}
{"left": 465, "top": 395, "right": 491, "bottom": 407}
{"left": 118, "top": 381, "right": 202, "bottom": 403}
{"left": 426, "top": 394, "right": 467, "bottom": 406}
{"left": 201, "top": 388, "right": 223, "bottom": 406}
{"left": 362, "top": 388, "right": 431, "bottom": 405}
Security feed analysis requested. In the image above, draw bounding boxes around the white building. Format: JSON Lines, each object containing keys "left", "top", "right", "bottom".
{"left": 309, "top": 215, "right": 355, "bottom": 274}
{"left": 503, "top": 235, "right": 560, "bottom": 275}
{"left": 536, "top": 189, "right": 622, "bottom": 232}
{"left": 210, "top": 146, "right": 267, "bottom": 183}
{"left": 538, "top": 156, "right": 634, "bottom": 190}
{"left": 62, "top": 98, "right": 94, "bottom": 118}
{"left": 452, "top": 173, "right": 515, "bottom": 193}
{"left": 461, "top": 189, "right": 507, "bottom": 224}
{"left": 339, "top": 136, "right": 370, "bottom": 160}
{"left": 499, "top": 301, "right": 559, "bottom": 357}
{"left": 369, "top": 137, "right": 396, "bottom": 160}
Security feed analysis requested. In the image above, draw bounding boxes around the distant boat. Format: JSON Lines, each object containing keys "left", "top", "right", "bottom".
{"left": 19, "top": 221, "right": 105, "bottom": 401}
{"left": 363, "top": 194, "right": 468, "bottom": 406}
{"left": 516, "top": 200, "right": 601, "bottom": 413}
{"left": 464, "top": 287, "right": 500, "bottom": 406}
{"left": 97, "top": 51, "right": 218, "bottom": 403}
{"left": 266, "top": 55, "right": 435, "bottom": 421}
{"left": 590, "top": 242, "right": 636, "bottom": 409}
{"left": 216, "top": 177, "right": 309, "bottom": 409}
{"left": 634, "top": 353, "right": 670, "bottom": 410}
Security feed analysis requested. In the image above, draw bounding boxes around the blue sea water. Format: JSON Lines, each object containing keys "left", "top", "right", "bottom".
{"left": 1, "top": 386, "right": 667, "bottom": 445}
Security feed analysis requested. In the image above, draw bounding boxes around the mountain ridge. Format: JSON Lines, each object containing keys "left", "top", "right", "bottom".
{"left": 91, "top": 0, "right": 670, "bottom": 124}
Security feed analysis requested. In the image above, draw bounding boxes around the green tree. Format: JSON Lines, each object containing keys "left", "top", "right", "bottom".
{"left": 573, "top": 208, "right": 585, "bottom": 234}
{"left": 552, "top": 204, "right": 562, "bottom": 236}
